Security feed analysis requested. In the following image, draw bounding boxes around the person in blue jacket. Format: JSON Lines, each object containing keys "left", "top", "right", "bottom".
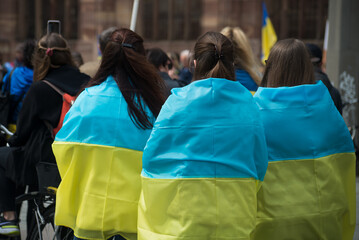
{"left": 221, "top": 27, "right": 261, "bottom": 93}
{"left": 2, "top": 39, "right": 36, "bottom": 124}
{"left": 138, "top": 32, "right": 268, "bottom": 240}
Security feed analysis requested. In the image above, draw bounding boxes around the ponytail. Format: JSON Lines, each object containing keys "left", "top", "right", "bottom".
{"left": 194, "top": 32, "right": 234, "bottom": 81}
{"left": 86, "top": 28, "right": 166, "bottom": 130}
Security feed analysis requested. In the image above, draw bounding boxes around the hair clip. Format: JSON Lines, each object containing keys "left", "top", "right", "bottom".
{"left": 46, "top": 48, "right": 53, "bottom": 56}
{"left": 122, "top": 43, "right": 135, "bottom": 49}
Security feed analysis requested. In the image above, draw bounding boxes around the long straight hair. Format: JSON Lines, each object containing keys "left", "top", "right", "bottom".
{"left": 221, "top": 26, "right": 261, "bottom": 85}
{"left": 32, "top": 33, "right": 75, "bottom": 82}
{"left": 194, "top": 32, "right": 234, "bottom": 81}
{"left": 85, "top": 28, "right": 166, "bottom": 129}
{"left": 261, "top": 38, "right": 315, "bottom": 87}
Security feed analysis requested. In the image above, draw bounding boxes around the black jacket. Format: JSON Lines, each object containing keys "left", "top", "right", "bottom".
{"left": 314, "top": 67, "right": 343, "bottom": 115}
{"left": 6, "top": 65, "right": 89, "bottom": 186}
{"left": 159, "top": 71, "right": 182, "bottom": 98}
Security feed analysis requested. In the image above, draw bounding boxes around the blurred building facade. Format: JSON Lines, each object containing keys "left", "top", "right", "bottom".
{"left": 0, "top": 0, "right": 328, "bottom": 62}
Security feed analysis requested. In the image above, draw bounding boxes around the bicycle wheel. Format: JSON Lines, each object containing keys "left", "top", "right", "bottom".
{"left": 56, "top": 226, "right": 73, "bottom": 240}
{"left": 27, "top": 204, "right": 55, "bottom": 240}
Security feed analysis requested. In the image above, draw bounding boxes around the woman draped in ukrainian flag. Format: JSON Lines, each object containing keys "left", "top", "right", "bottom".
{"left": 138, "top": 32, "right": 268, "bottom": 240}
{"left": 252, "top": 39, "right": 356, "bottom": 240}
{"left": 52, "top": 28, "right": 165, "bottom": 240}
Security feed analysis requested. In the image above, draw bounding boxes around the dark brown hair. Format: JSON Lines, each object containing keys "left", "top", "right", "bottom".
{"left": 33, "top": 33, "right": 75, "bottom": 82}
{"left": 194, "top": 32, "right": 234, "bottom": 81}
{"left": 86, "top": 28, "right": 166, "bottom": 129}
{"left": 261, "top": 38, "right": 315, "bottom": 87}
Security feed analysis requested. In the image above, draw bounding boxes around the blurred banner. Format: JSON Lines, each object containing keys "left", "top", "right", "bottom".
{"left": 261, "top": 2, "right": 277, "bottom": 64}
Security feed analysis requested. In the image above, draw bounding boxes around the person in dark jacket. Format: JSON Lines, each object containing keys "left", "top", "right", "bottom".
{"left": 147, "top": 48, "right": 183, "bottom": 98}
{"left": 178, "top": 50, "right": 193, "bottom": 85}
{"left": 1, "top": 39, "right": 36, "bottom": 124}
{"left": 0, "top": 33, "right": 89, "bottom": 236}
{"left": 306, "top": 43, "right": 343, "bottom": 114}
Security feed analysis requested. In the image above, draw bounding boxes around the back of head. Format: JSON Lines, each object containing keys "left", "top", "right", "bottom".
{"left": 262, "top": 38, "right": 315, "bottom": 87}
{"left": 306, "top": 43, "right": 322, "bottom": 66}
{"left": 221, "top": 26, "right": 261, "bottom": 85}
{"left": 22, "top": 39, "right": 36, "bottom": 69}
{"left": 99, "top": 27, "right": 117, "bottom": 54}
{"left": 33, "top": 33, "right": 74, "bottom": 82}
{"left": 146, "top": 48, "right": 169, "bottom": 70}
{"left": 90, "top": 28, "right": 165, "bottom": 129}
{"left": 194, "top": 31, "right": 234, "bottom": 81}
{"left": 180, "top": 50, "right": 190, "bottom": 67}
{"left": 71, "top": 51, "right": 84, "bottom": 68}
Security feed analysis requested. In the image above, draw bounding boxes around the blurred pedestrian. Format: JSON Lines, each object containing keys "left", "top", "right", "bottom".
{"left": 80, "top": 27, "right": 117, "bottom": 78}
{"left": 1, "top": 39, "right": 36, "bottom": 125}
{"left": 0, "top": 33, "right": 89, "bottom": 237}
{"left": 221, "top": 26, "right": 261, "bottom": 93}
{"left": 306, "top": 43, "right": 343, "bottom": 114}
{"left": 71, "top": 51, "right": 84, "bottom": 68}
{"left": 167, "top": 51, "right": 180, "bottom": 80}
{"left": 147, "top": 48, "right": 183, "bottom": 98}
{"left": 178, "top": 49, "right": 193, "bottom": 85}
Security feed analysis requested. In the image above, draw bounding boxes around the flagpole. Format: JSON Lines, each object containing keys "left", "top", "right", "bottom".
{"left": 130, "top": 0, "right": 140, "bottom": 31}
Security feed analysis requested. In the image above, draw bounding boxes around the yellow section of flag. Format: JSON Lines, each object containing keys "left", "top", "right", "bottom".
{"left": 53, "top": 142, "right": 142, "bottom": 240}
{"left": 253, "top": 152, "right": 356, "bottom": 240}
{"left": 138, "top": 177, "right": 261, "bottom": 240}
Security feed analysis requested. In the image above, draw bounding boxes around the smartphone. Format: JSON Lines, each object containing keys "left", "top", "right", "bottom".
{"left": 47, "top": 20, "right": 61, "bottom": 35}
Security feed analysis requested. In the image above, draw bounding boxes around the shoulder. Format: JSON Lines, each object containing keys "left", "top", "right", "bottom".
{"left": 26, "top": 81, "right": 60, "bottom": 101}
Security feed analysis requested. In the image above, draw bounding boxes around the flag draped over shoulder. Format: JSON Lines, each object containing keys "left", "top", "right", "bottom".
{"left": 253, "top": 81, "right": 356, "bottom": 240}
{"left": 138, "top": 78, "right": 268, "bottom": 240}
{"left": 53, "top": 76, "right": 153, "bottom": 240}
{"left": 261, "top": 2, "right": 277, "bottom": 64}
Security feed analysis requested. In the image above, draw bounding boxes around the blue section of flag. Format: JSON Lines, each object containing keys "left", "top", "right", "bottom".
{"left": 262, "top": 2, "right": 268, "bottom": 26}
{"left": 142, "top": 78, "right": 268, "bottom": 180}
{"left": 254, "top": 81, "right": 354, "bottom": 162}
{"left": 55, "top": 75, "right": 153, "bottom": 151}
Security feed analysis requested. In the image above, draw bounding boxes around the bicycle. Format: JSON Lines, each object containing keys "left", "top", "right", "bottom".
{"left": 15, "top": 183, "right": 73, "bottom": 240}
{"left": 0, "top": 124, "right": 73, "bottom": 240}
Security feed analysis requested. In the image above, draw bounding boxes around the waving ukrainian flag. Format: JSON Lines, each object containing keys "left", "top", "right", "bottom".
{"left": 253, "top": 81, "right": 356, "bottom": 240}
{"left": 138, "top": 78, "right": 268, "bottom": 240}
{"left": 261, "top": 2, "right": 277, "bottom": 64}
{"left": 53, "top": 76, "right": 153, "bottom": 240}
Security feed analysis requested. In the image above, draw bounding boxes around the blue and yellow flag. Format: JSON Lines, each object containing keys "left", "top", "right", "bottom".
{"left": 138, "top": 78, "right": 268, "bottom": 240}
{"left": 53, "top": 76, "right": 153, "bottom": 240}
{"left": 253, "top": 81, "right": 356, "bottom": 239}
{"left": 261, "top": 2, "right": 277, "bottom": 64}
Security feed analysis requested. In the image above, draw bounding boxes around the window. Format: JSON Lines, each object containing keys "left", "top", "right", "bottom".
{"left": 141, "top": 0, "right": 201, "bottom": 41}
{"left": 17, "top": 0, "right": 79, "bottom": 41}
{"left": 266, "top": 0, "right": 328, "bottom": 41}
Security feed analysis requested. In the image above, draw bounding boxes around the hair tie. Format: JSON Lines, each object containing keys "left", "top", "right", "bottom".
{"left": 46, "top": 48, "right": 53, "bottom": 56}
{"left": 214, "top": 45, "right": 224, "bottom": 61}
{"left": 122, "top": 43, "right": 135, "bottom": 49}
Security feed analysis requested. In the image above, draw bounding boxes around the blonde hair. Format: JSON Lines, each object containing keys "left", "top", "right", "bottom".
{"left": 220, "top": 26, "right": 261, "bottom": 86}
